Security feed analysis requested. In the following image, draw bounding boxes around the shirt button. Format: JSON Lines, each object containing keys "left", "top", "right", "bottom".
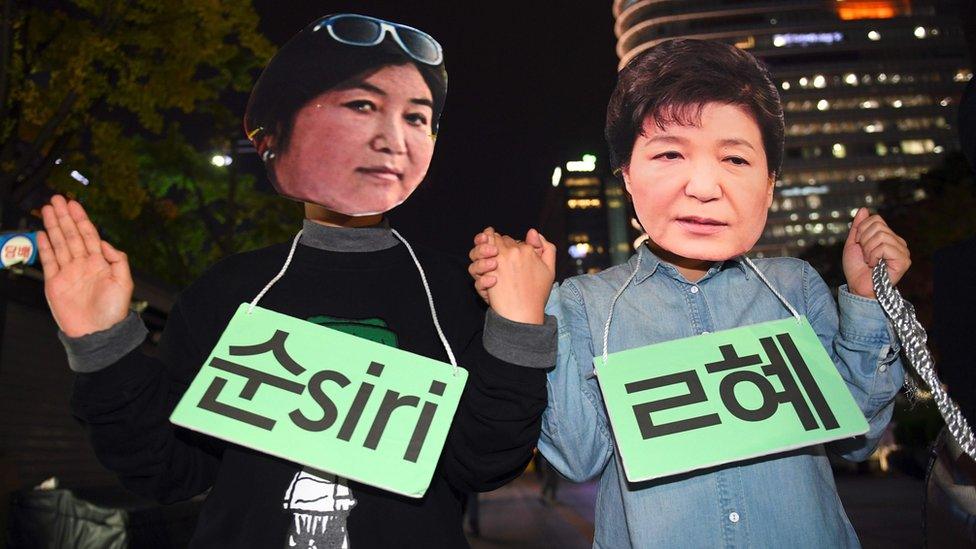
{"left": 701, "top": 331, "right": 710, "bottom": 335}
{"left": 690, "top": 286, "right": 700, "bottom": 294}
{"left": 729, "top": 512, "right": 740, "bottom": 523}
{"left": 879, "top": 364, "right": 888, "bottom": 373}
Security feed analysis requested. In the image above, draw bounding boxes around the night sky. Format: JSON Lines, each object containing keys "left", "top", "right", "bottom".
{"left": 246, "top": 1, "right": 620, "bottom": 255}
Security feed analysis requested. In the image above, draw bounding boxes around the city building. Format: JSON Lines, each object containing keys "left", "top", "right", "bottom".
{"left": 612, "top": 0, "right": 971, "bottom": 256}
{"left": 541, "top": 153, "right": 640, "bottom": 279}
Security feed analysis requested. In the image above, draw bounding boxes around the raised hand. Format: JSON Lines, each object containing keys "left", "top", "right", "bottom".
{"left": 842, "top": 207, "right": 911, "bottom": 300}
{"left": 468, "top": 227, "right": 555, "bottom": 324}
{"left": 37, "top": 195, "right": 134, "bottom": 337}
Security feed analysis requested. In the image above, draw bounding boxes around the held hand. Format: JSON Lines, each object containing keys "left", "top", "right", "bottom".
{"left": 468, "top": 227, "right": 500, "bottom": 304}
{"left": 489, "top": 229, "right": 556, "bottom": 324}
{"left": 468, "top": 227, "right": 552, "bottom": 305}
{"left": 37, "top": 195, "right": 134, "bottom": 337}
{"left": 842, "top": 207, "right": 911, "bottom": 299}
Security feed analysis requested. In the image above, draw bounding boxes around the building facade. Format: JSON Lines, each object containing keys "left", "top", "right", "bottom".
{"left": 612, "top": 0, "right": 971, "bottom": 256}
{"left": 542, "top": 154, "right": 640, "bottom": 279}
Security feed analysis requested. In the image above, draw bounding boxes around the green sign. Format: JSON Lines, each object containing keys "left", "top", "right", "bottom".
{"left": 594, "top": 316, "right": 869, "bottom": 482}
{"left": 170, "top": 304, "right": 467, "bottom": 498}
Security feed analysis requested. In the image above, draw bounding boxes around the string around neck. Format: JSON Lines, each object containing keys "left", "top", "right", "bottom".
{"left": 600, "top": 245, "right": 645, "bottom": 369}
{"left": 599, "top": 248, "right": 803, "bottom": 372}
{"left": 741, "top": 256, "right": 802, "bottom": 322}
{"left": 248, "top": 230, "right": 303, "bottom": 315}
{"left": 390, "top": 228, "right": 458, "bottom": 372}
{"left": 247, "top": 226, "right": 459, "bottom": 376}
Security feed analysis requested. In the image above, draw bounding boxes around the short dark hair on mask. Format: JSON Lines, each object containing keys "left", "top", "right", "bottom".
{"left": 605, "top": 39, "right": 784, "bottom": 177}
{"left": 244, "top": 21, "right": 447, "bottom": 155}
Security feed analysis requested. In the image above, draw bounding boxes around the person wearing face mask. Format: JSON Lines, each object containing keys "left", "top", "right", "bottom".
{"left": 37, "top": 14, "right": 554, "bottom": 548}
{"left": 470, "top": 39, "right": 910, "bottom": 547}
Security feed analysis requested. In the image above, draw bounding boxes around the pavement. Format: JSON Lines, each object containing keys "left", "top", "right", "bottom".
{"left": 466, "top": 473, "right": 924, "bottom": 548}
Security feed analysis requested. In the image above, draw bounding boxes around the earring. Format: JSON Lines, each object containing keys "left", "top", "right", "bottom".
{"left": 262, "top": 149, "right": 276, "bottom": 162}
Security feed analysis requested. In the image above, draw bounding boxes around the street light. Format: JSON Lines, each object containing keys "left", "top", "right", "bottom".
{"left": 211, "top": 154, "right": 233, "bottom": 167}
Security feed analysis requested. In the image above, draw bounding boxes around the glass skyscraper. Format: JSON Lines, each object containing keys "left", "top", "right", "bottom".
{"left": 612, "top": 0, "right": 971, "bottom": 256}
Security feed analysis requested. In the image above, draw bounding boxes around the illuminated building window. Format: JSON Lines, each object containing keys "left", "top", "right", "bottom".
{"left": 568, "top": 242, "right": 592, "bottom": 259}
{"left": 787, "top": 95, "right": 934, "bottom": 113}
{"left": 564, "top": 177, "right": 600, "bottom": 187}
{"left": 734, "top": 36, "right": 756, "bottom": 49}
{"left": 783, "top": 117, "right": 944, "bottom": 137}
{"left": 831, "top": 143, "right": 846, "bottom": 158}
{"left": 956, "top": 69, "right": 974, "bottom": 82}
{"left": 837, "top": 2, "right": 907, "bottom": 20}
{"left": 807, "top": 195, "right": 822, "bottom": 209}
{"left": 569, "top": 188, "right": 599, "bottom": 198}
{"left": 567, "top": 198, "right": 602, "bottom": 209}
{"left": 867, "top": 30, "right": 881, "bottom": 41}
{"left": 772, "top": 32, "right": 843, "bottom": 48}
{"left": 900, "top": 139, "right": 936, "bottom": 155}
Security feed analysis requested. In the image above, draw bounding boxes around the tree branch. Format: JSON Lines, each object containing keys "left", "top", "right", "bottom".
{"left": 0, "top": 90, "right": 79, "bottom": 201}
{"left": 187, "top": 172, "right": 231, "bottom": 256}
{"left": 0, "top": 0, "right": 14, "bottom": 117}
{"left": 8, "top": 130, "right": 71, "bottom": 205}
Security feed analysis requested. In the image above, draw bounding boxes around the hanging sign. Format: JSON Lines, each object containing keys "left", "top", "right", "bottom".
{"left": 171, "top": 304, "right": 467, "bottom": 498}
{"left": 595, "top": 317, "right": 869, "bottom": 482}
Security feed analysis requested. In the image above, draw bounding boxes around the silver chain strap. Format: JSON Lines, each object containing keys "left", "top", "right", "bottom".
{"left": 872, "top": 261, "right": 976, "bottom": 460}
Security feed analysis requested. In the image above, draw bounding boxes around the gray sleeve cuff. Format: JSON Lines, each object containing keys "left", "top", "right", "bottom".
{"left": 57, "top": 311, "right": 149, "bottom": 373}
{"left": 483, "top": 308, "right": 557, "bottom": 369}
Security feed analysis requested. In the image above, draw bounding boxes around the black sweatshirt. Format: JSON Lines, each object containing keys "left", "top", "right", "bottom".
{"left": 64, "top": 221, "right": 556, "bottom": 548}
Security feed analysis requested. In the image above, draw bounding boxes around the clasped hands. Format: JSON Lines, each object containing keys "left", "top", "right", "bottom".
{"left": 467, "top": 228, "right": 555, "bottom": 325}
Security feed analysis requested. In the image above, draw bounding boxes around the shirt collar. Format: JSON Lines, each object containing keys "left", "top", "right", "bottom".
{"left": 299, "top": 218, "right": 400, "bottom": 252}
{"left": 632, "top": 244, "right": 750, "bottom": 285}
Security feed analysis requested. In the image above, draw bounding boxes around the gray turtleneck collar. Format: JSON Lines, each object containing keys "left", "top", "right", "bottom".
{"left": 299, "top": 218, "right": 400, "bottom": 252}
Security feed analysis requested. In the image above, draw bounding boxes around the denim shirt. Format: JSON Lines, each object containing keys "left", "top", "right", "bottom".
{"left": 539, "top": 248, "right": 903, "bottom": 548}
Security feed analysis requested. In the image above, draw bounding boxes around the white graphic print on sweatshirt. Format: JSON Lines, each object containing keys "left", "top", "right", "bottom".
{"left": 283, "top": 469, "right": 357, "bottom": 548}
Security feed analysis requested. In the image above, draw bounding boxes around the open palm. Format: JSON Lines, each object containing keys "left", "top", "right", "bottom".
{"left": 37, "top": 195, "right": 133, "bottom": 337}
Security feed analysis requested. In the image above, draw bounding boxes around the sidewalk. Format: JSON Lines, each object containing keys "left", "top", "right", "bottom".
{"left": 466, "top": 476, "right": 592, "bottom": 548}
